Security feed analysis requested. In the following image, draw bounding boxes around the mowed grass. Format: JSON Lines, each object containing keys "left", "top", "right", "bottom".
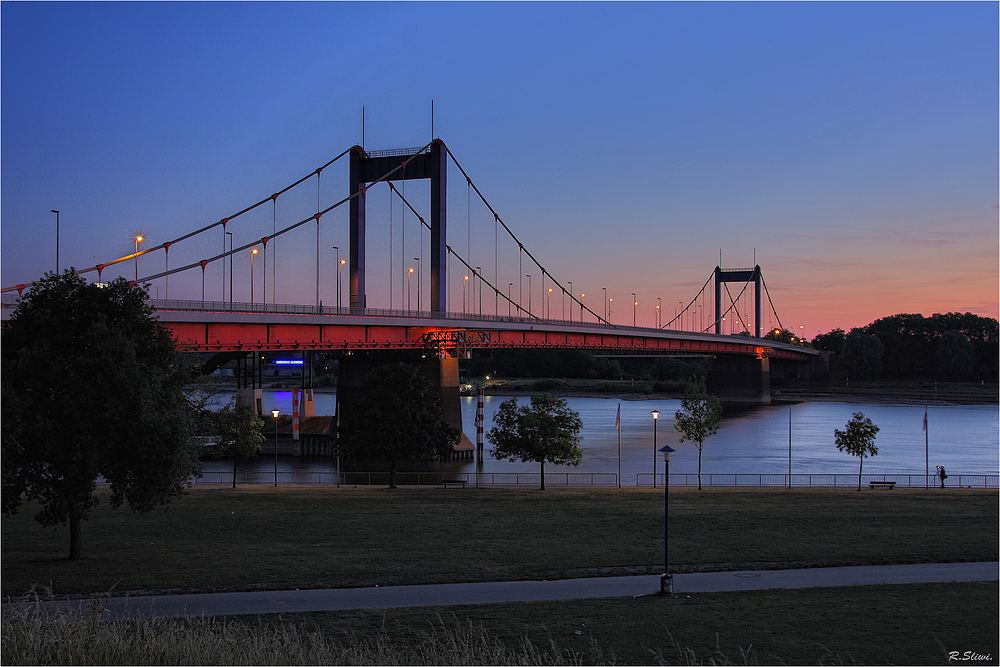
{"left": 265, "top": 582, "right": 999, "bottom": 666}
{"left": 2, "top": 486, "right": 996, "bottom": 597}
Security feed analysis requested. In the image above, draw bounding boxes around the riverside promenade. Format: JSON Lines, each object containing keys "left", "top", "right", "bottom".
{"left": 8, "top": 562, "right": 997, "bottom": 619}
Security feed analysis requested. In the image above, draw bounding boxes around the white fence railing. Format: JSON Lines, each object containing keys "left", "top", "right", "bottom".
{"left": 183, "top": 471, "right": 999, "bottom": 488}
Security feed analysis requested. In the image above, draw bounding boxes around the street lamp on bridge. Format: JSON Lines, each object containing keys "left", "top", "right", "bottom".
{"left": 251, "top": 249, "right": 258, "bottom": 304}
{"left": 414, "top": 257, "right": 421, "bottom": 312}
{"left": 134, "top": 235, "right": 143, "bottom": 283}
{"left": 633, "top": 293, "right": 637, "bottom": 327}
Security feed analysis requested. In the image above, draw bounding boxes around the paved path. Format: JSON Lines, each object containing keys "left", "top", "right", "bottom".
{"left": 6, "top": 562, "right": 996, "bottom": 619}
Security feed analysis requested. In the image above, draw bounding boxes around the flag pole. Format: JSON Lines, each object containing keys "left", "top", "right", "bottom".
{"left": 924, "top": 405, "right": 929, "bottom": 489}
{"left": 616, "top": 403, "right": 621, "bottom": 488}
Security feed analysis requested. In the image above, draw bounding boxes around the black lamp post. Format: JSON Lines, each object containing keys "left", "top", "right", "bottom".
{"left": 659, "top": 444, "right": 675, "bottom": 594}
{"left": 651, "top": 410, "right": 659, "bottom": 488}
{"left": 272, "top": 409, "right": 280, "bottom": 487}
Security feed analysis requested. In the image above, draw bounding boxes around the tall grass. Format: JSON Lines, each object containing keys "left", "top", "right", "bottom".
{"left": 1, "top": 597, "right": 779, "bottom": 666}
{"left": 1, "top": 599, "right": 589, "bottom": 666}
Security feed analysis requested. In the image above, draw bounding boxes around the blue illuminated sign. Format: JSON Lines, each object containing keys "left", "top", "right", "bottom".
{"left": 274, "top": 359, "right": 304, "bottom": 366}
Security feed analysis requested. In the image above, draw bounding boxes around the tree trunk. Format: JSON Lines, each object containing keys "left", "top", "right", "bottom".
{"left": 697, "top": 443, "right": 703, "bottom": 491}
{"left": 858, "top": 456, "right": 863, "bottom": 491}
{"left": 389, "top": 460, "right": 397, "bottom": 489}
{"left": 540, "top": 459, "right": 545, "bottom": 490}
{"left": 68, "top": 505, "right": 82, "bottom": 561}
{"left": 232, "top": 455, "right": 238, "bottom": 489}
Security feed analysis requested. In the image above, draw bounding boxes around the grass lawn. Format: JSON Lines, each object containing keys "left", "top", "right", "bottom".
{"left": 263, "top": 582, "right": 999, "bottom": 665}
{"left": 2, "top": 486, "right": 996, "bottom": 597}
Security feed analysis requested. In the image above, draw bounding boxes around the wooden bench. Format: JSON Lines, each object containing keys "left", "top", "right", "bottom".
{"left": 442, "top": 479, "right": 468, "bottom": 489}
{"left": 869, "top": 480, "right": 896, "bottom": 489}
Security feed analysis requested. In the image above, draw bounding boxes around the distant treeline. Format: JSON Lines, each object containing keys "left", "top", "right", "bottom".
{"left": 464, "top": 348, "right": 708, "bottom": 384}
{"left": 812, "top": 312, "right": 998, "bottom": 382}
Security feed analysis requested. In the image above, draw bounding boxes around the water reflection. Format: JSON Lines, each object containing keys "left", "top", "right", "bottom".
{"left": 202, "top": 391, "right": 999, "bottom": 480}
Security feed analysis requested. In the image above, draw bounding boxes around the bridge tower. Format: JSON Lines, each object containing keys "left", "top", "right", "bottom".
{"left": 349, "top": 140, "right": 447, "bottom": 312}
{"left": 714, "top": 265, "right": 762, "bottom": 338}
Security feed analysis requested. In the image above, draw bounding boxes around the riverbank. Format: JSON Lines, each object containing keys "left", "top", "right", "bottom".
{"left": 4, "top": 486, "right": 995, "bottom": 599}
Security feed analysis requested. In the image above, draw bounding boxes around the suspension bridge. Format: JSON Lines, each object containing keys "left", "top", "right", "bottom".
{"left": 2, "top": 138, "right": 818, "bottom": 439}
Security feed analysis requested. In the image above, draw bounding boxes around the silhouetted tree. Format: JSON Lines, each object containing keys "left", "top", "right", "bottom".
{"left": 1, "top": 272, "right": 201, "bottom": 560}
{"left": 214, "top": 395, "right": 265, "bottom": 488}
{"left": 488, "top": 394, "right": 583, "bottom": 490}
{"left": 335, "top": 362, "right": 460, "bottom": 488}
{"left": 674, "top": 378, "right": 723, "bottom": 490}
{"left": 834, "top": 412, "right": 880, "bottom": 491}
{"left": 838, "top": 329, "right": 884, "bottom": 381}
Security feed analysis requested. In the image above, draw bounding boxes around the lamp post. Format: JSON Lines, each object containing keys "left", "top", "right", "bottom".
{"left": 272, "top": 409, "right": 280, "bottom": 487}
{"left": 632, "top": 293, "right": 637, "bottom": 327}
{"left": 251, "top": 249, "right": 258, "bottom": 304}
{"left": 414, "top": 257, "right": 421, "bottom": 312}
{"left": 659, "top": 444, "right": 675, "bottom": 594}
{"left": 651, "top": 410, "right": 660, "bottom": 488}
{"left": 463, "top": 275, "right": 469, "bottom": 314}
{"left": 51, "top": 210, "right": 60, "bottom": 273}
{"left": 134, "top": 235, "right": 143, "bottom": 282}
{"left": 657, "top": 298, "right": 662, "bottom": 328}
{"left": 568, "top": 282, "right": 573, "bottom": 322}
{"left": 339, "top": 258, "right": 346, "bottom": 311}
{"left": 526, "top": 274, "right": 532, "bottom": 315}
{"left": 226, "top": 231, "right": 233, "bottom": 311}
{"left": 408, "top": 268, "right": 415, "bottom": 311}
{"left": 580, "top": 293, "right": 585, "bottom": 321}
{"left": 547, "top": 287, "right": 552, "bottom": 319}
{"left": 332, "top": 246, "right": 339, "bottom": 310}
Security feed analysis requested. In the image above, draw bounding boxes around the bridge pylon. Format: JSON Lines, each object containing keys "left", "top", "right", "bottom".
{"left": 714, "top": 265, "right": 762, "bottom": 338}
{"left": 350, "top": 140, "right": 447, "bottom": 312}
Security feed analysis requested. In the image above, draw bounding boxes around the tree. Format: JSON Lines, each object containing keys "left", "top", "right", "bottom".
{"left": 334, "top": 362, "right": 460, "bottom": 488}
{"left": 838, "top": 329, "right": 884, "bottom": 381}
{"left": 487, "top": 394, "right": 583, "bottom": 490}
{"left": 214, "top": 395, "right": 265, "bottom": 488}
{"left": 936, "top": 330, "right": 975, "bottom": 381}
{"left": 1, "top": 272, "right": 202, "bottom": 560}
{"left": 674, "top": 378, "right": 723, "bottom": 490}
{"left": 834, "top": 412, "right": 880, "bottom": 491}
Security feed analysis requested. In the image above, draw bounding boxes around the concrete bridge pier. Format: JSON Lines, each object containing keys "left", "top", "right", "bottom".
{"left": 707, "top": 355, "right": 771, "bottom": 405}
{"left": 336, "top": 353, "right": 473, "bottom": 458}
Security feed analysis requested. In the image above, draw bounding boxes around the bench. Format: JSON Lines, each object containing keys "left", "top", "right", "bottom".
{"left": 442, "top": 479, "right": 468, "bottom": 489}
{"left": 869, "top": 480, "right": 896, "bottom": 490}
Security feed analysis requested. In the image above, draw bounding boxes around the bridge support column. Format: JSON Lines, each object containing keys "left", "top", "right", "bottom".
{"left": 335, "top": 353, "right": 471, "bottom": 458}
{"left": 707, "top": 355, "right": 771, "bottom": 405}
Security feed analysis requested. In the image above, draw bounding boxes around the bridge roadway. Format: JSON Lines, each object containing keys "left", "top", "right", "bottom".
{"left": 153, "top": 299, "right": 817, "bottom": 361}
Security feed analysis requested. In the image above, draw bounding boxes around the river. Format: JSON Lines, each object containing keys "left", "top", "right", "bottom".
{"left": 202, "top": 391, "right": 999, "bottom": 481}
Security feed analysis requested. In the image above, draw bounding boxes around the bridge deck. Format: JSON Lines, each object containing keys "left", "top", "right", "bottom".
{"left": 151, "top": 301, "right": 816, "bottom": 361}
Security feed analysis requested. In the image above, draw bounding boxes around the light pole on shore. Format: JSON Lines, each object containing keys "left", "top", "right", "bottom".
{"left": 272, "top": 409, "right": 280, "bottom": 487}
{"left": 659, "top": 444, "right": 675, "bottom": 594}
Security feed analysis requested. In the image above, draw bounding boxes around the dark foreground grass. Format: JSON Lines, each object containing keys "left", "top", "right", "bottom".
{"left": 4, "top": 583, "right": 996, "bottom": 665}
{"left": 2, "top": 486, "right": 996, "bottom": 597}
{"left": 263, "top": 581, "right": 999, "bottom": 665}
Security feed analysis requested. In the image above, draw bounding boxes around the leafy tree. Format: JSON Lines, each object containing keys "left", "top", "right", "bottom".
{"left": 834, "top": 412, "right": 880, "bottom": 491}
{"left": 214, "top": 395, "right": 265, "bottom": 488}
{"left": 811, "top": 328, "right": 846, "bottom": 356}
{"left": 487, "top": 394, "right": 583, "bottom": 490}
{"left": 1, "top": 272, "right": 201, "bottom": 560}
{"left": 335, "top": 362, "right": 460, "bottom": 488}
{"left": 673, "top": 378, "right": 723, "bottom": 490}
{"left": 935, "top": 330, "right": 975, "bottom": 382}
{"left": 838, "top": 329, "right": 884, "bottom": 381}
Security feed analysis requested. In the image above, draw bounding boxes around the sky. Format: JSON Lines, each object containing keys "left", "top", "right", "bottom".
{"left": 2, "top": 2, "right": 997, "bottom": 336}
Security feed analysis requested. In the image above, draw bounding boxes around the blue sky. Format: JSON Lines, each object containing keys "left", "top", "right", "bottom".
{"left": 2, "top": 2, "right": 997, "bottom": 334}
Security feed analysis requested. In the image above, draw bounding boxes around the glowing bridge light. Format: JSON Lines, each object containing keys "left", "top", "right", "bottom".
{"left": 274, "top": 359, "right": 304, "bottom": 366}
